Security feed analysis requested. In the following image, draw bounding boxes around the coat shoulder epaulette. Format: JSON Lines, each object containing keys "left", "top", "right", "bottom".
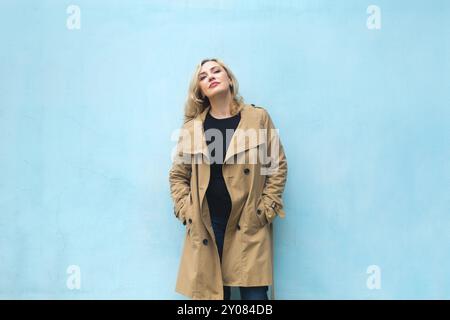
{"left": 250, "top": 103, "right": 263, "bottom": 109}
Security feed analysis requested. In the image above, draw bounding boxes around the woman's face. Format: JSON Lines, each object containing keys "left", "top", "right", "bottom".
{"left": 198, "top": 61, "right": 232, "bottom": 99}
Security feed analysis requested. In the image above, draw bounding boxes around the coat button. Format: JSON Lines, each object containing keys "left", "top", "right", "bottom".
{"left": 243, "top": 168, "right": 250, "bottom": 175}
{"left": 203, "top": 239, "right": 208, "bottom": 246}
{"left": 256, "top": 209, "right": 262, "bottom": 215}
{"left": 188, "top": 218, "right": 192, "bottom": 224}
{"left": 237, "top": 224, "right": 241, "bottom": 230}
{"left": 183, "top": 219, "right": 187, "bottom": 225}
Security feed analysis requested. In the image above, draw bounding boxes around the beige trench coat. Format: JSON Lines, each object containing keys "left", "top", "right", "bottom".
{"left": 169, "top": 103, "right": 288, "bottom": 299}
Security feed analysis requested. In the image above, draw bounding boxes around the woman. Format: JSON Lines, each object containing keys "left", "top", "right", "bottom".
{"left": 169, "top": 58, "right": 288, "bottom": 300}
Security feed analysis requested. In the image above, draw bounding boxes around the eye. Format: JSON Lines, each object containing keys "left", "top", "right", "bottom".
{"left": 199, "top": 68, "right": 220, "bottom": 81}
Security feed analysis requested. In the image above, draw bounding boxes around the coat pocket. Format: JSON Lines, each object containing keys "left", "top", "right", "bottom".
{"left": 180, "top": 191, "right": 192, "bottom": 226}
{"left": 250, "top": 195, "right": 268, "bottom": 229}
{"left": 183, "top": 193, "right": 197, "bottom": 241}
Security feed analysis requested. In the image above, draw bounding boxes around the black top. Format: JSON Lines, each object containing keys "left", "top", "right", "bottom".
{"left": 203, "top": 110, "right": 241, "bottom": 226}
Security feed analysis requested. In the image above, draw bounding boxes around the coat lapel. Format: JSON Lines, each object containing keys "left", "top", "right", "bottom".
{"left": 223, "top": 105, "right": 265, "bottom": 163}
{"left": 182, "top": 103, "right": 265, "bottom": 163}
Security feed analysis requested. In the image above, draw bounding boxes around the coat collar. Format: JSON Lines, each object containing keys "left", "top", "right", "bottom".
{"left": 181, "top": 103, "right": 265, "bottom": 164}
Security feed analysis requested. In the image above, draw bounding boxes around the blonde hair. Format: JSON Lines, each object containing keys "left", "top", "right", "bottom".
{"left": 183, "top": 58, "right": 245, "bottom": 124}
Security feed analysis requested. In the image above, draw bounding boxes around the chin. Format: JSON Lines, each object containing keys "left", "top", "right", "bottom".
{"left": 208, "top": 87, "right": 226, "bottom": 98}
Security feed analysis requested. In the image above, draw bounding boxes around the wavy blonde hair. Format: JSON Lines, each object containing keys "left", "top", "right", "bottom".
{"left": 183, "top": 58, "right": 245, "bottom": 124}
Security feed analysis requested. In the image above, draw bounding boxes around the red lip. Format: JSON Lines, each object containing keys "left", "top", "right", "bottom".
{"left": 209, "top": 82, "right": 220, "bottom": 88}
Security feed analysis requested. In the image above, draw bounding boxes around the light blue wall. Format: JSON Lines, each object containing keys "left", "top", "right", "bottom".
{"left": 0, "top": 0, "right": 448, "bottom": 299}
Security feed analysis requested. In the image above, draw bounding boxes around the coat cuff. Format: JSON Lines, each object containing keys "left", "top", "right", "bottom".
{"left": 263, "top": 198, "right": 286, "bottom": 224}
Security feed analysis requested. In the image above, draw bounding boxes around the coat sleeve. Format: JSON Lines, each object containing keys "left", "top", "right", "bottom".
{"left": 260, "top": 108, "right": 288, "bottom": 224}
{"left": 169, "top": 131, "right": 192, "bottom": 225}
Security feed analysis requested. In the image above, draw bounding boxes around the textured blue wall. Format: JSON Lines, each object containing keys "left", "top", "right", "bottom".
{"left": 0, "top": 0, "right": 448, "bottom": 299}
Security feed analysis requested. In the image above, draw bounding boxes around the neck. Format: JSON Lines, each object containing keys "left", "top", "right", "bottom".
{"left": 208, "top": 91, "right": 234, "bottom": 119}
